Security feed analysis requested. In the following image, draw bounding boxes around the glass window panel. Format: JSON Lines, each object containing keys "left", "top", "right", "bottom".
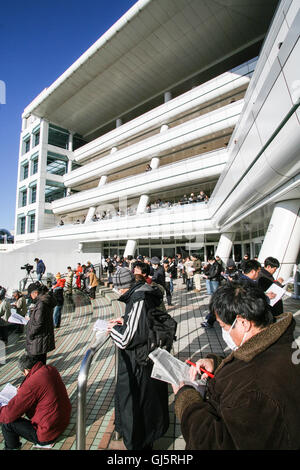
{"left": 48, "top": 125, "right": 69, "bottom": 149}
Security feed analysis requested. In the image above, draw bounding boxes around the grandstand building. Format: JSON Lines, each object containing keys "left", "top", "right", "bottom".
{"left": 8, "top": 0, "right": 300, "bottom": 282}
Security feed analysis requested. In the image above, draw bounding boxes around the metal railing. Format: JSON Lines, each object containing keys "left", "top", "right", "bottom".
{"left": 76, "top": 332, "right": 112, "bottom": 450}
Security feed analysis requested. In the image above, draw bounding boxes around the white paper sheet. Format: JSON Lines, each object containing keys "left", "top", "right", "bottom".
{"left": 8, "top": 312, "right": 28, "bottom": 325}
{"left": 0, "top": 383, "right": 17, "bottom": 406}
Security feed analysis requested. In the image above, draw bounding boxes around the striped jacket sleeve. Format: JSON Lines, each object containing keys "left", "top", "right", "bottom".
{"left": 110, "top": 299, "right": 144, "bottom": 349}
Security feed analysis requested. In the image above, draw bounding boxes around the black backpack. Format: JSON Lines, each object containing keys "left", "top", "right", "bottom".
{"left": 135, "top": 308, "right": 177, "bottom": 366}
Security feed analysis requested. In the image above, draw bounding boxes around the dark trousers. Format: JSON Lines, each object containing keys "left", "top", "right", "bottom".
{"left": 186, "top": 278, "right": 193, "bottom": 291}
{"left": 89, "top": 286, "right": 96, "bottom": 299}
{"left": 165, "top": 282, "right": 172, "bottom": 306}
{"left": 2, "top": 418, "right": 54, "bottom": 449}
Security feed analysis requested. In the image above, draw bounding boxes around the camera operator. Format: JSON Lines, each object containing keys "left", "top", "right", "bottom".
{"left": 0, "top": 287, "right": 12, "bottom": 344}
{"left": 34, "top": 258, "right": 46, "bottom": 282}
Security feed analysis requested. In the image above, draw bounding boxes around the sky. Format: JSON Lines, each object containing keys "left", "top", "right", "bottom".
{"left": 0, "top": 0, "right": 137, "bottom": 231}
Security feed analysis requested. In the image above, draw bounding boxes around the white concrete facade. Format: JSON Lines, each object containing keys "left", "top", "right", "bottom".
{"left": 4, "top": 0, "right": 299, "bottom": 289}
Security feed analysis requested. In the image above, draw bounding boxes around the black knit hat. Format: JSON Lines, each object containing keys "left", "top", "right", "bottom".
{"left": 112, "top": 268, "right": 135, "bottom": 289}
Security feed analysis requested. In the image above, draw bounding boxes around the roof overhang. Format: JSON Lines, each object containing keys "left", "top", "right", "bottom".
{"left": 22, "top": 0, "right": 279, "bottom": 138}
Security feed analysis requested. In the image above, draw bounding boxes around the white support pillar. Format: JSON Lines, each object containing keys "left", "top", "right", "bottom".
{"left": 116, "top": 118, "right": 122, "bottom": 128}
{"left": 124, "top": 239, "right": 137, "bottom": 258}
{"left": 258, "top": 199, "right": 300, "bottom": 280}
{"left": 215, "top": 232, "right": 235, "bottom": 265}
{"left": 97, "top": 175, "right": 108, "bottom": 188}
{"left": 164, "top": 91, "right": 172, "bottom": 103}
{"left": 136, "top": 194, "right": 150, "bottom": 215}
{"left": 85, "top": 206, "right": 96, "bottom": 223}
{"left": 150, "top": 157, "right": 160, "bottom": 169}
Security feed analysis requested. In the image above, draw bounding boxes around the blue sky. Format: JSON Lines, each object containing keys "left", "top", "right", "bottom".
{"left": 0, "top": 0, "right": 137, "bottom": 231}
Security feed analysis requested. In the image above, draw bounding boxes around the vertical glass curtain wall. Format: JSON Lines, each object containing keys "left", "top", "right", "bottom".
{"left": 48, "top": 124, "right": 69, "bottom": 149}
{"left": 45, "top": 180, "right": 66, "bottom": 203}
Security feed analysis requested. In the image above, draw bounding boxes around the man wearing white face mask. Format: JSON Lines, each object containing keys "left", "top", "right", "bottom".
{"left": 173, "top": 283, "right": 300, "bottom": 450}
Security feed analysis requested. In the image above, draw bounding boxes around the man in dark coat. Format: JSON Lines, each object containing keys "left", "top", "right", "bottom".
{"left": 173, "top": 284, "right": 300, "bottom": 450}
{"left": 108, "top": 268, "right": 169, "bottom": 450}
{"left": 26, "top": 283, "right": 56, "bottom": 364}
{"left": 258, "top": 256, "right": 284, "bottom": 316}
{"left": 0, "top": 354, "right": 71, "bottom": 449}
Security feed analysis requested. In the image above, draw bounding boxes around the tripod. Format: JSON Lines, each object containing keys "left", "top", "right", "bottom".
{"left": 22, "top": 270, "right": 35, "bottom": 291}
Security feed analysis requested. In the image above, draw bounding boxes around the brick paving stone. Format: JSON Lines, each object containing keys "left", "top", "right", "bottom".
{"left": 0, "top": 282, "right": 299, "bottom": 451}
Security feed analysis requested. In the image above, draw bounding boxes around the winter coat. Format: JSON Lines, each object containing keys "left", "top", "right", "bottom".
{"left": 88, "top": 272, "right": 98, "bottom": 288}
{"left": 0, "top": 362, "right": 71, "bottom": 443}
{"left": 206, "top": 261, "right": 222, "bottom": 281}
{"left": 258, "top": 267, "right": 283, "bottom": 316}
{"left": 175, "top": 313, "right": 300, "bottom": 450}
{"left": 0, "top": 299, "right": 11, "bottom": 324}
{"left": 26, "top": 292, "right": 56, "bottom": 356}
{"left": 52, "top": 287, "right": 64, "bottom": 307}
{"left": 151, "top": 265, "right": 166, "bottom": 288}
{"left": 110, "top": 281, "right": 169, "bottom": 450}
{"left": 36, "top": 259, "right": 46, "bottom": 275}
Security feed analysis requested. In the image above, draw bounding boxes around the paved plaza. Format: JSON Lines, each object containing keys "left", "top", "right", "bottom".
{"left": 0, "top": 279, "right": 299, "bottom": 451}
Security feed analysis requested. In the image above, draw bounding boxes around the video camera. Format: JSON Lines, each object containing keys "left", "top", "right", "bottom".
{"left": 21, "top": 263, "right": 34, "bottom": 274}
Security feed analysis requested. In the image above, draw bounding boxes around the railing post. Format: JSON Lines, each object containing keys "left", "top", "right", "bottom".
{"left": 76, "top": 335, "right": 110, "bottom": 450}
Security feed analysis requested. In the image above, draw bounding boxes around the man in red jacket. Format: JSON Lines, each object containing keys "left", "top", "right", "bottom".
{"left": 0, "top": 354, "right": 71, "bottom": 449}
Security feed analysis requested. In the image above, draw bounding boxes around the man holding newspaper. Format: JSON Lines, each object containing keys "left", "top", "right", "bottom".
{"left": 172, "top": 283, "right": 300, "bottom": 450}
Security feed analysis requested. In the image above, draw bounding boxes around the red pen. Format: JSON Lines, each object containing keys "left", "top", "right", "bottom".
{"left": 185, "top": 359, "right": 215, "bottom": 378}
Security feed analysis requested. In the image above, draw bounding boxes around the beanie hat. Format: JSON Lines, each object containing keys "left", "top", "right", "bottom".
{"left": 27, "top": 282, "right": 43, "bottom": 295}
{"left": 112, "top": 268, "right": 135, "bottom": 289}
{"left": 56, "top": 272, "right": 61, "bottom": 279}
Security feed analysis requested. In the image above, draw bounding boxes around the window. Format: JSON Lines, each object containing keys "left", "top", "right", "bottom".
{"left": 48, "top": 124, "right": 69, "bottom": 149}
{"left": 28, "top": 213, "right": 35, "bottom": 233}
{"left": 31, "top": 185, "right": 37, "bottom": 204}
{"left": 33, "top": 131, "right": 40, "bottom": 147}
{"left": 18, "top": 216, "right": 26, "bottom": 235}
{"left": 21, "top": 163, "right": 29, "bottom": 180}
{"left": 73, "top": 134, "right": 87, "bottom": 151}
{"left": 20, "top": 189, "right": 27, "bottom": 207}
{"left": 32, "top": 157, "right": 38, "bottom": 175}
{"left": 23, "top": 137, "right": 30, "bottom": 154}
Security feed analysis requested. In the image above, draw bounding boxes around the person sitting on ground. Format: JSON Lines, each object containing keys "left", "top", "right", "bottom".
{"left": 172, "top": 283, "right": 300, "bottom": 450}
{"left": 0, "top": 353, "right": 71, "bottom": 450}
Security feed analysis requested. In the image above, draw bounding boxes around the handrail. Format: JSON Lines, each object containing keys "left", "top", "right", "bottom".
{"left": 76, "top": 333, "right": 111, "bottom": 450}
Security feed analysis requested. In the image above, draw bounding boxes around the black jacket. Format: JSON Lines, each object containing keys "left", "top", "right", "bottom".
{"left": 258, "top": 267, "right": 283, "bottom": 316}
{"left": 206, "top": 261, "right": 222, "bottom": 281}
{"left": 26, "top": 292, "right": 56, "bottom": 356}
{"left": 110, "top": 281, "right": 169, "bottom": 450}
{"left": 152, "top": 265, "right": 166, "bottom": 288}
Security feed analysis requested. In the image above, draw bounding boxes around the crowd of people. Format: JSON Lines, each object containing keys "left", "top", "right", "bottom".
{"left": 0, "top": 250, "right": 299, "bottom": 451}
{"left": 57, "top": 190, "right": 210, "bottom": 226}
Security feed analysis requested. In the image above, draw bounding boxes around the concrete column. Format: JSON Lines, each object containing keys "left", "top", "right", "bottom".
{"left": 215, "top": 232, "right": 235, "bottom": 265}
{"left": 116, "top": 118, "right": 122, "bottom": 128}
{"left": 85, "top": 206, "right": 96, "bottom": 223}
{"left": 160, "top": 124, "right": 169, "bottom": 132}
{"left": 164, "top": 91, "right": 172, "bottom": 103}
{"left": 97, "top": 175, "right": 108, "bottom": 188}
{"left": 136, "top": 194, "right": 150, "bottom": 215}
{"left": 124, "top": 239, "right": 137, "bottom": 258}
{"left": 68, "top": 132, "right": 74, "bottom": 152}
{"left": 258, "top": 199, "right": 300, "bottom": 280}
{"left": 150, "top": 157, "right": 160, "bottom": 169}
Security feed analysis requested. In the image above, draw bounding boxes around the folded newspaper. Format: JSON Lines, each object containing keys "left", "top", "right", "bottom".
{"left": 0, "top": 383, "right": 17, "bottom": 407}
{"left": 93, "top": 319, "right": 109, "bottom": 332}
{"left": 149, "top": 348, "right": 207, "bottom": 397}
{"left": 8, "top": 312, "right": 28, "bottom": 325}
